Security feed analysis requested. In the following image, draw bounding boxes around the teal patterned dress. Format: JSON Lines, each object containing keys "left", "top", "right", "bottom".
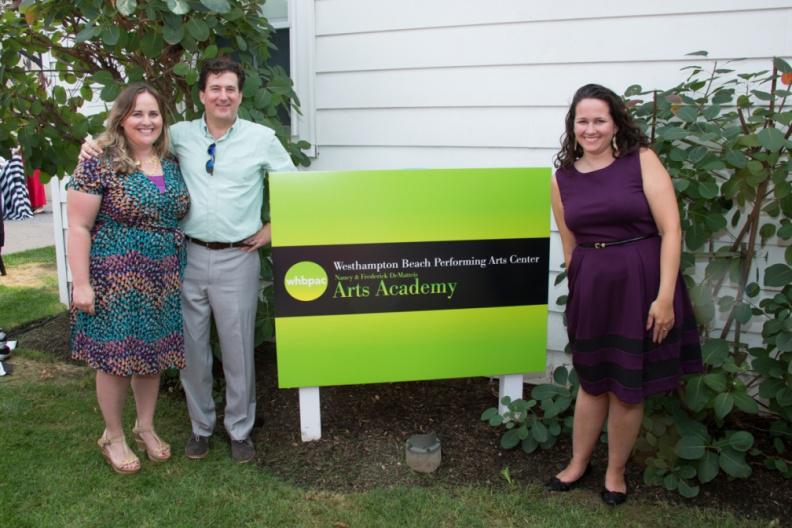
{"left": 67, "top": 156, "right": 190, "bottom": 376}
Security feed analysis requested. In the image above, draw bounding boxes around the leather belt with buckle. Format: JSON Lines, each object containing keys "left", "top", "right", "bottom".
{"left": 185, "top": 235, "right": 251, "bottom": 250}
{"left": 578, "top": 233, "right": 656, "bottom": 249}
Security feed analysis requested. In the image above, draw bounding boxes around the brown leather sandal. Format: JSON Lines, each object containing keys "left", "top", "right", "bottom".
{"left": 97, "top": 430, "right": 141, "bottom": 475}
{"left": 132, "top": 420, "right": 171, "bottom": 462}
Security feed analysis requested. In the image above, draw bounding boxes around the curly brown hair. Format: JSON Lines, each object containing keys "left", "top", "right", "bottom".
{"left": 198, "top": 56, "right": 245, "bottom": 91}
{"left": 553, "top": 83, "right": 649, "bottom": 169}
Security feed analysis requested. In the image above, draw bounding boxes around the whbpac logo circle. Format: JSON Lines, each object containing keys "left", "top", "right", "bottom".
{"left": 284, "top": 261, "right": 329, "bottom": 301}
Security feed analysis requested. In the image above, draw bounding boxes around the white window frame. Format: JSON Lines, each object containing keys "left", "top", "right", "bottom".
{"left": 288, "top": 0, "right": 317, "bottom": 157}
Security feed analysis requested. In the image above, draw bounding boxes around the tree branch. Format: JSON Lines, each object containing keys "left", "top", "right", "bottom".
{"left": 737, "top": 107, "right": 750, "bottom": 135}
{"left": 719, "top": 179, "right": 769, "bottom": 339}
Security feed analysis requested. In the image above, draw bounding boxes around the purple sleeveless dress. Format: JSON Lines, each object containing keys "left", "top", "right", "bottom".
{"left": 555, "top": 150, "right": 702, "bottom": 404}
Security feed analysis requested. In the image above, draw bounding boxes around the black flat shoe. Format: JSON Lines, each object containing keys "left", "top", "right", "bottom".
{"left": 545, "top": 463, "right": 592, "bottom": 492}
{"left": 600, "top": 487, "right": 628, "bottom": 506}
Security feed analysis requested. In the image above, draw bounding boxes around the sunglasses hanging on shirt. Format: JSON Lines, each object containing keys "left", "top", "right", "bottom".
{"left": 206, "top": 143, "right": 216, "bottom": 175}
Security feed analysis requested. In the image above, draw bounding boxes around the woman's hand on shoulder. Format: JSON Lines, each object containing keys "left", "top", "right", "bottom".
{"left": 72, "top": 284, "right": 96, "bottom": 315}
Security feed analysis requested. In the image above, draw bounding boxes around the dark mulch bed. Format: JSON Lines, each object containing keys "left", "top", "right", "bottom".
{"left": 252, "top": 344, "right": 790, "bottom": 523}
{"left": 11, "top": 314, "right": 791, "bottom": 523}
{"left": 7, "top": 313, "right": 71, "bottom": 356}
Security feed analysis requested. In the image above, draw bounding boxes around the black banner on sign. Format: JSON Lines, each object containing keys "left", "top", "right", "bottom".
{"left": 273, "top": 238, "right": 549, "bottom": 317}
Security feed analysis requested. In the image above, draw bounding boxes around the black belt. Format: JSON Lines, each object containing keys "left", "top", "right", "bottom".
{"left": 185, "top": 235, "right": 251, "bottom": 250}
{"left": 578, "top": 233, "right": 656, "bottom": 249}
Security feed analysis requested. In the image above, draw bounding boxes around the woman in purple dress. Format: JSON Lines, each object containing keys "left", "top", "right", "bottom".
{"left": 547, "top": 84, "right": 702, "bottom": 505}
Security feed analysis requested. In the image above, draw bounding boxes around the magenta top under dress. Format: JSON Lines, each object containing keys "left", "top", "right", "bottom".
{"left": 146, "top": 174, "right": 166, "bottom": 193}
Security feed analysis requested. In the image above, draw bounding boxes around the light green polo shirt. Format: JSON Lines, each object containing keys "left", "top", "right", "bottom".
{"left": 169, "top": 116, "right": 296, "bottom": 242}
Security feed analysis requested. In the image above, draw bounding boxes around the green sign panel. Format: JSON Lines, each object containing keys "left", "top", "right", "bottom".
{"left": 270, "top": 168, "right": 551, "bottom": 388}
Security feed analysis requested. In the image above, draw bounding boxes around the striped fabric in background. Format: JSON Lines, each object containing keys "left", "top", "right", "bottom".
{"left": 0, "top": 154, "right": 33, "bottom": 220}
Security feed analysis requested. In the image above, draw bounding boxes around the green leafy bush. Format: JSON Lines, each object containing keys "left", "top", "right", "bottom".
{"left": 630, "top": 54, "right": 792, "bottom": 494}
{"left": 481, "top": 366, "right": 577, "bottom": 453}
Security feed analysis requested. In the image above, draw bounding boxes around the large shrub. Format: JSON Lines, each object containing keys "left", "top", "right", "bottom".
{"left": 0, "top": 0, "right": 310, "bottom": 344}
{"left": 1, "top": 0, "right": 310, "bottom": 179}
{"left": 631, "top": 53, "right": 791, "bottom": 496}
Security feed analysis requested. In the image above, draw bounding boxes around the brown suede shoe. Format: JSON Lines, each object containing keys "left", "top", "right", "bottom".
{"left": 230, "top": 437, "right": 255, "bottom": 463}
{"left": 185, "top": 434, "right": 210, "bottom": 460}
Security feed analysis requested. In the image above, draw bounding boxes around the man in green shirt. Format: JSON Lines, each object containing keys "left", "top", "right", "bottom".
{"left": 174, "top": 58, "right": 296, "bottom": 463}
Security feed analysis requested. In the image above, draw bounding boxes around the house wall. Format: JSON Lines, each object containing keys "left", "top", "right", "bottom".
{"left": 50, "top": 2, "right": 791, "bottom": 378}
{"left": 299, "top": 0, "right": 792, "bottom": 376}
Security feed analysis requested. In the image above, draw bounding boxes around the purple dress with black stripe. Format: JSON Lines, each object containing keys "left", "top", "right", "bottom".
{"left": 556, "top": 150, "right": 702, "bottom": 404}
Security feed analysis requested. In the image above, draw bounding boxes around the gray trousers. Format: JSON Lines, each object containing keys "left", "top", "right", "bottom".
{"left": 180, "top": 242, "right": 260, "bottom": 441}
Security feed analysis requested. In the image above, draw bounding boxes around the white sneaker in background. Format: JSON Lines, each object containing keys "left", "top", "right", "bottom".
{"left": 0, "top": 340, "right": 17, "bottom": 360}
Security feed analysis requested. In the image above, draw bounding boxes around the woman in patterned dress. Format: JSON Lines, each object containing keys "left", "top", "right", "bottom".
{"left": 546, "top": 84, "right": 702, "bottom": 504}
{"left": 67, "top": 83, "right": 190, "bottom": 474}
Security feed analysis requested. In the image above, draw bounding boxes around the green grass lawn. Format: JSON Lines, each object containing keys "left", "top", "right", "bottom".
{"left": 0, "top": 246, "right": 65, "bottom": 329}
{"left": 3, "top": 246, "right": 58, "bottom": 267}
{"left": 0, "top": 247, "right": 766, "bottom": 527}
{"left": 0, "top": 364, "right": 760, "bottom": 528}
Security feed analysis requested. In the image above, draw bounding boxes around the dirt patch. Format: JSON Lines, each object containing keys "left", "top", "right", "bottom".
{"left": 2, "top": 313, "right": 83, "bottom": 383}
{"left": 0, "top": 355, "right": 86, "bottom": 382}
{"left": 0, "top": 262, "right": 57, "bottom": 288}
{"left": 6, "top": 312, "right": 72, "bottom": 360}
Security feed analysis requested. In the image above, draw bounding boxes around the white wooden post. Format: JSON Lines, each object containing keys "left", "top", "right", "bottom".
{"left": 498, "top": 374, "right": 524, "bottom": 415}
{"left": 50, "top": 178, "right": 70, "bottom": 306}
{"left": 299, "top": 386, "right": 321, "bottom": 441}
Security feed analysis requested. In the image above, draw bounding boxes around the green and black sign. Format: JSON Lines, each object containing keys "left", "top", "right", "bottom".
{"left": 270, "top": 168, "right": 551, "bottom": 388}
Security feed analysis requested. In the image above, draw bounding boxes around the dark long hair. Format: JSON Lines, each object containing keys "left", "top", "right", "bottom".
{"left": 553, "top": 83, "right": 649, "bottom": 169}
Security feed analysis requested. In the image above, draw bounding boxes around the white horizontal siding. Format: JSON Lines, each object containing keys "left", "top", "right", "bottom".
{"left": 547, "top": 313, "right": 568, "bottom": 352}
{"left": 307, "top": 145, "right": 558, "bottom": 171}
{"left": 316, "top": 0, "right": 792, "bottom": 35}
{"left": 317, "top": 107, "right": 565, "bottom": 148}
{"left": 315, "top": 59, "right": 771, "bottom": 110}
{"left": 316, "top": 10, "right": 791, "bottom": 72}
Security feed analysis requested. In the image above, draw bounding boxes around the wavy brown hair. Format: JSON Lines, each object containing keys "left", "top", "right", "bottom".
{"left": 553, "top": 83, "right": 649, "bottom": 169}
{"left": 97, "top": 82, "right": 170, "bottom": 174}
